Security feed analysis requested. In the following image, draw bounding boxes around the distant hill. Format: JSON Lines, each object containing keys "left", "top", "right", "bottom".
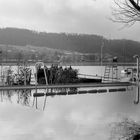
{"left": 0, "top": 27, "right": 140, "bottom": 63}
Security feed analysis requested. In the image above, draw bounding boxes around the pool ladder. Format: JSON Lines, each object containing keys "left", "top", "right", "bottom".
{"left": 33, "top": 62, "right": 48, "bottom": 110}
{"left": 103, "top": 65, "right": 118, "bottom": 82}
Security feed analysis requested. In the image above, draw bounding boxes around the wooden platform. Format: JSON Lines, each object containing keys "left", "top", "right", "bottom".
{"left": 0, "top": 82, "right": 133, "bottom": 91}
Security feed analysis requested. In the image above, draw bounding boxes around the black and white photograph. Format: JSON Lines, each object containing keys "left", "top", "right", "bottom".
{"left": 0, "top": 0, "right": 140, "bottom": 140}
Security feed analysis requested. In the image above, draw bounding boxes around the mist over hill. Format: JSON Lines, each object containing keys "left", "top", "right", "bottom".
{"left": 0, "top": 27, "right": 139, "bottom": 63}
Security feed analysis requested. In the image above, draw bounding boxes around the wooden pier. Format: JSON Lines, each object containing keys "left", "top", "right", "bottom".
{"left": 0, "top": 82, "right": 133, "bottom": 91}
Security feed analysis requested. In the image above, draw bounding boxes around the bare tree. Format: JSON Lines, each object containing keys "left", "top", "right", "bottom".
{"left": 112, "top": 0, "right": 140, "bottom": 26}
{"left": 110, "top": 117, "right": 140, "bottom": 140}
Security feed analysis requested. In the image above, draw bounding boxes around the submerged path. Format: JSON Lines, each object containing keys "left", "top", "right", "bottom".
{"left": 0, "top": 82, "right": 133, "bottom": 91}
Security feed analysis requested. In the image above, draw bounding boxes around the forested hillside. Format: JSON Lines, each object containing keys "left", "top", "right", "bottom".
{"left": 0, "top": 27, "right": 139, "bottom": 63}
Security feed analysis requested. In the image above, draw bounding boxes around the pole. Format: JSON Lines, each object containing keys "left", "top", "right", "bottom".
{"left": 133, "top": 55, "right": 139, "bottom": 82}
{"left": 133, "top": 55, "right": 139, "bottom": 104}
{"left": 100, "top": 42, "right": 104, "bottom": 66}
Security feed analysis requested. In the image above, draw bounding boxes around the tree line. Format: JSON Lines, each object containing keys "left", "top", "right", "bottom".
{"left": 0, "top": 28, "right": 139, "bottom": 63}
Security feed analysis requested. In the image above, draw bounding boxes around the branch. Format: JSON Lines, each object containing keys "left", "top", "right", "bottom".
{"left": 129, "top": 0, "right": 140, "bottom": 11}
{"left": 111, "top": 0, "right": 140, "bottom": 26}
{"left": 110, "top": 118, "right": 140, "bottom": 140}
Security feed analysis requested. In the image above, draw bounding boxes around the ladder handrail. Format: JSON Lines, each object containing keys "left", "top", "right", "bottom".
{"left": 34, "top": 62, "right": 49, "bottom": 110}
{"left": 35, "top": 62, "right": 48, "bottom": 85}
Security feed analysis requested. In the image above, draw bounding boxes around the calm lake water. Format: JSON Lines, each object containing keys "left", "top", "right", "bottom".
{"left": 0, "top": 65, "right": 139, "bottom": 140}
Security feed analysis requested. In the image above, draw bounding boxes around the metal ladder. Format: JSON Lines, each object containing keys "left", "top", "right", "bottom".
{"left": 103, "top": 65, "right": 111, "bottom": 82}
{"left": 103, "top": 64, "right": 118, "bottom": 82}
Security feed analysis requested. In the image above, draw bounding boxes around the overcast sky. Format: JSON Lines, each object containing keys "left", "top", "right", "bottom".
{"left": 0, "top": 0, "right": 139, "bottom": 41}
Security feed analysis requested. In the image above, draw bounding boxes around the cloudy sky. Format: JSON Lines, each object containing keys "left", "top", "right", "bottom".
{"left": 0, "top": 0, "right": 139, "bottom": 41}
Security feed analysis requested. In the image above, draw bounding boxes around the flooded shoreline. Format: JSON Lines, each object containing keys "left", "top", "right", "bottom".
{"left": 0, "top": 65, "right": 139, "bottom": 140}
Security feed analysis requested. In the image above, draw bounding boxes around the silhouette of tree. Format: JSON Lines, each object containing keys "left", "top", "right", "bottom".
{"left": 112, "top": 0, "right": 140, "bottom": 26}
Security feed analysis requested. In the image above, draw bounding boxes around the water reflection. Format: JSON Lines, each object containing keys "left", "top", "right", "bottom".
{"left": 134, "top": 86, "right": 140, "bottom": 104}
{"left": 0, "top": 86, "right": 137, "bottom": 110}
{"left": 0, "top": 90, "right": 14, "bottom": 103}
{"left": 0, "top": 89, "right": 32, "bottom": 107}
{"left": 33, "top": 87, "right": 78, "bottom": 110}
{"left": 0, "top": 87, "right": 78, "bottom": 110}
{"left": 17, "top": 90, "right": 32, "bottom": 106}
{"left": 0, "top": 86, "right": 139, "bottom": 140}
